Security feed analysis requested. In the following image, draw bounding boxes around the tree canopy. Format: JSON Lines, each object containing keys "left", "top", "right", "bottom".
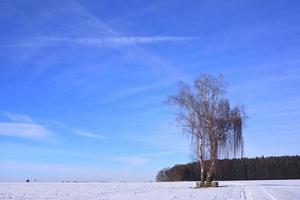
{"left": 167, "top": 74, "right": 245, "bottom": 181}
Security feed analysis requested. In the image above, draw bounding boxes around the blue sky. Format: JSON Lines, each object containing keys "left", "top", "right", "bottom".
{"left": 0, "top": 0, "right": 299, "bottom": 181}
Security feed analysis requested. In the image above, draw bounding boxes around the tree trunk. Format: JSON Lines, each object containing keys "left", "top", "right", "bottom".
{"left": 207, "top": 140, "right": 218, "bottom": 182}
{"left": 206, "top": 158, "right": 215, "bottom": 181}
{"left": 200, "top": 160, "right": 204, "bottom": 182}
{"left": 197, "top": 137, "right": 206, "bottom": 182}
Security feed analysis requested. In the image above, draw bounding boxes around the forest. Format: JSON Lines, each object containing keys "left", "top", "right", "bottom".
{"left": 156, "top": 156, "right": 300, "bottom": 181}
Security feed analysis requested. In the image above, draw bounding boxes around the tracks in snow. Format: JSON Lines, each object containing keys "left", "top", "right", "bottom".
{"left": 240, "top": 186, "right": 253, "bottom": 200}
{"left": 240, "top": 186, "right": 247, "bottom": 200}
{"left": 240, "top": 185, "right": 278, "bottom": 200}
{"left": 262, "top": 187, "right": 278, "bottom": 200}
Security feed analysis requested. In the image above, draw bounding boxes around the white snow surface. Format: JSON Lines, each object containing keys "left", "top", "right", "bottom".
{"left": 0, "top": 180, "right": 300, "bottom": 200}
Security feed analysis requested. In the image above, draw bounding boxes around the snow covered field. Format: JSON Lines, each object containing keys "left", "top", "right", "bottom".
{"left": 0, "top": 180, "right": 299, "bottom": 200}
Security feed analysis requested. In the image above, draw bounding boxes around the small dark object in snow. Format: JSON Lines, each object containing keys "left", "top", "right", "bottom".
{"left": 196, "top": 181, "right": 218, "bottom": 188}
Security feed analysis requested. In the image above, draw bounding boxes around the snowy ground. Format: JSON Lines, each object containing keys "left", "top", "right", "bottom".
{"left": 0, "top": 180, "right": 299, "bottom": 200}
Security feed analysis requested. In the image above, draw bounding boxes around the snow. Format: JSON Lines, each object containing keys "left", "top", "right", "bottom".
{"left": 0, "top": 180, "right": 299, "bottom": 200}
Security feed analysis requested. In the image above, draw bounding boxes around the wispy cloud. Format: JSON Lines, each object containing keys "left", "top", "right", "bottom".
{"left": 0, "top": 112, "right": 51, "bottom": 140}
{"left": 70, "top": 0, "right": 190, "bottom": 81}
{"left": 3, "top": 0, "right": 191, "bottom": 83}
{"left": 3, "top": 36, "right": 194, "bottom": 47}
{"left": 74, "top": 130, "right": 107, "bottom": 140}
{"left": 2, "top": 112, "right": 108, "bottom": 141}
{"left": 0, "top": 122, "right": 51, "bottom": 140}
{"left": 2, "top": 111, "right": 34, "bottom": 123}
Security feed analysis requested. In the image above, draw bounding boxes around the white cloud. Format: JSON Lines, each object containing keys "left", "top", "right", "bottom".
{"left": 0, "top": 122, "right": 50, "bottom": 140}
{"left": 7, "top": 36, "right": 194, "bottom": 47}
{"left": 75, "top": 130, "right": 107, "bottom": 140}
{"left": 75, "top": 36, "right": 193, "bottom": 45}
{"left": 3, "top": 112, "right": 34, "bottom": 123}
{"left": 0, "top": 112, "right": 52, "bottom": 140}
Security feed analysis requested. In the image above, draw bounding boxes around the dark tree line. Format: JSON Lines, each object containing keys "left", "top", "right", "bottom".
{"left": 156, "top": 156, "right": 300, "bottom": 181}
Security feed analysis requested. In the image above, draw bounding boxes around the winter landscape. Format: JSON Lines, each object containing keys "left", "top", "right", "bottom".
{"left": 1, "top": 0, "right": 300, "bottom": 199}
{"left": 1, "top": 180, "right": 300, "bottom": 200}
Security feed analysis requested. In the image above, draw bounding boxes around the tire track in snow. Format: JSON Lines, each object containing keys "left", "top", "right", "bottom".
{"left": 240, "top": 186, "right": 246, "bottom": 200}
{"left": 240, "top": 186, "right": 254, "bottom": 200}
{"left": 262, "top": 187, "right": 278, "bottom": 200}
{"left": 244, "top": 186, "right": 254, "bottom": 200}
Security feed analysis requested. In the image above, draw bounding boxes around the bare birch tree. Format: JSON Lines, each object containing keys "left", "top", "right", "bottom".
{"left": 168, "top": 74, "right": 245, "bottom": 182}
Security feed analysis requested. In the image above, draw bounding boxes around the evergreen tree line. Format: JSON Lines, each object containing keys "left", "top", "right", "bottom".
{"left": 156, "top": 156, "right": 300, "bottom": 181}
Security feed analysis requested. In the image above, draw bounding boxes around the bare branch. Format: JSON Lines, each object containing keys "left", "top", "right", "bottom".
{"left": 167, "top": 74, "right": 246, "bottom": 181}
